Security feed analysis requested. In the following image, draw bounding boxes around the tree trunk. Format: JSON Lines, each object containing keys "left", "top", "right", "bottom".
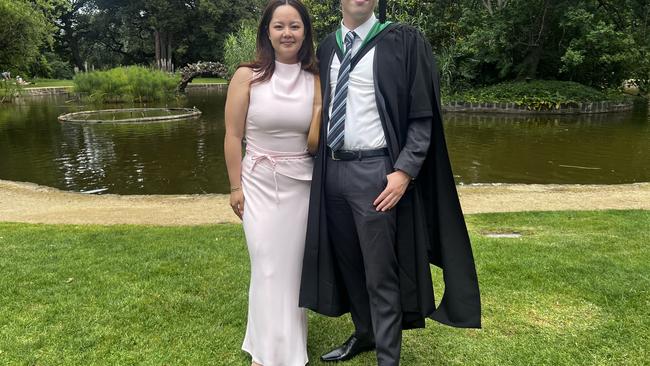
{"left": 516, "top": 0, "right": 550, "bottom": 79}
{"left": 154, "top": 30, "right": 173, "bottom": 71}
{"left": 69, "top": 35, "right": 84, "bottom": 71}
{"left": 167, "top": 34, "right": 172, "bottom": 71}
{"left": 154, "top": 29, "right": 161, "bottom": 69}
{"left": 517, "top": 46, "right": 543, "bottom": 79}
{"left": 63, "top": 22, "right": 84, "bottom": 70}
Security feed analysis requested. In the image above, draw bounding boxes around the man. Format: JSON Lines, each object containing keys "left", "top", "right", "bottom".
{"left": 300, "top": 0, "right": 482, "bottom": 365}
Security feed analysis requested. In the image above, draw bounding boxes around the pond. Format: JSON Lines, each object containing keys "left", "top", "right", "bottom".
{"left": 1, "top": 89, "right": 648, "bottom": 194}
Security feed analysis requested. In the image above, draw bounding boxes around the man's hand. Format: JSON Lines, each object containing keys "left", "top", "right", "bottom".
{"left": 373, "top": 170, "right": 411, "bottom": 212}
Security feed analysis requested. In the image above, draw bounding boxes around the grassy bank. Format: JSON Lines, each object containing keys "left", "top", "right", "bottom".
{"left": 443, "top": 80, "right": 640, "bottom": 110}
{"left": 24, "top": 78, "right": 75, "bottom": 88}
{"left": 190, "top": 77, "right": 227, "bottom": 84}
{"left": 0, "top": 210, "right": 648, "bottom": 365}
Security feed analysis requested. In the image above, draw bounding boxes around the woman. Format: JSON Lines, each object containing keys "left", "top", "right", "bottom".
{"left": 223, "top": 1, "right": 318, "bottom": 365}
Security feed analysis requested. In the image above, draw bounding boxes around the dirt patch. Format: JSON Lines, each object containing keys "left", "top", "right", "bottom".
{"left": 1, "top": 179, "right": 648, "bottom": 226}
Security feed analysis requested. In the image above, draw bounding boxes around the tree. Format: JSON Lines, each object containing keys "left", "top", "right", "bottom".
{"left": 25, "top": 0, "right": 649, "bottom": 89}
{"left": 303, "top": 0, "right": 434, "bottom": 41}
{"left": 53, "top": 0, "right": 94, "bottom": 71}
{"left": 559, "top": 4, "right": 639, "bottom": 87}
{"left": 0, "top": 0, "right": 53, "bottom": 73}
{"left": 67, "top": 0, "right": 263, "bottom": 70}
{"left": 427, "top": 0, "right": 648, "bottom": 89}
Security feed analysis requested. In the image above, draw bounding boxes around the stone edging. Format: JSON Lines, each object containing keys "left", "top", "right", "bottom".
{"left": 23, "top": 87, "right": 73, "bottom": 96}
{"left": 19, "top": 84, "right": 227, "bottom": 97}
{"left": 442, "top": 100, "right": 635, "bottom": 114}
{"left": 18, "top": 86, "right": 635, "bottom": 115}
{"left": 184, "top": 83, "right": 228, "bottom": 90}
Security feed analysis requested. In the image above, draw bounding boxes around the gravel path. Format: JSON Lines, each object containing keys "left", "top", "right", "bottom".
{"left": 1, "top": 179, "right": 648, "bottom": 226}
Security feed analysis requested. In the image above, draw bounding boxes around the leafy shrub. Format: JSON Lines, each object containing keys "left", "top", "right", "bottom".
{"left": 73, "top": 66, "right": 178, "bottom": 103}
{"left": 558, "top": 8, "right": 640, "bottom": 88}
{"left": 0, "top": 80, "right": 24, "bottom": 103}
{"left": 223, "top": 22, "right": 257, "bottom": 79}
{"left": 27, "top": 52, "right": 74, "bottom": 80}
{"left": 49, "top": 59, "right": 74, "bottom": 80}
{"left": 444, "top": 80, "right": 633, "bottom": 110}
{"left": 28, "top": 54, "right": 53, "bottom": 79}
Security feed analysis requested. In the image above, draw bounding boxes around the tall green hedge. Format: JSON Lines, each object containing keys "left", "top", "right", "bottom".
{"left": 223, "top": 23, "right": 257, "bottom": 79}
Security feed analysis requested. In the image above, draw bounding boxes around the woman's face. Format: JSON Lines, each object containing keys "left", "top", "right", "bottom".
{"left": 268, "top": 5, "right": 305, "bottom": 64}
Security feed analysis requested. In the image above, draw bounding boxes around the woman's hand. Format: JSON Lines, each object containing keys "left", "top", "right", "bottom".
{"left": 230, "top": 189, "right": 245, "bottom": 220}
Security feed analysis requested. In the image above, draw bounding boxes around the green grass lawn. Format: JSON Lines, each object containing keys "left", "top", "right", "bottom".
{"left": 190, "top": 77, "right": 227, "bottom": 84}
{"left": 24, "top": 79, "right": 75, "bottom": 88}
{"left": 0, "top": 210, "right": 648, "bottom": 365}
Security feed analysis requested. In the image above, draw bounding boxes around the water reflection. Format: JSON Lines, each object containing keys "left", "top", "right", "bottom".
{"left": 0, "top": 89, "right": 648, "bottom": 194}
{"left": 444, "top": 103, "right": 649, "bottom": 184}
{"left": 58, "top": 125, "right": 116, "bottom": 191}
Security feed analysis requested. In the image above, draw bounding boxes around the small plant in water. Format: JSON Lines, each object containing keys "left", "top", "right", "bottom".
{"left": 0, "top": 80, "right": 24, "bottom": 103}
{"left": 73, "top": 66, "right": 179, "bottom": 103}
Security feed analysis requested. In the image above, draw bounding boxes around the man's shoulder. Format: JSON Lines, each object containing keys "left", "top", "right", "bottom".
{"left": 320, "top": 31, "right": 338, "bottom": 45}
{"left": 316, "top": 32, "right": 338, "bottom": 55}
{"left": 383, "top": 23, "right": 434, "bottom": 58}
{"left": 385, "top": 23, "right": 426, "bottom": 41}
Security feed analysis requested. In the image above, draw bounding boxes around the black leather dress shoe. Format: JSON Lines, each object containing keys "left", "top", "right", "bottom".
{"left": 320, "top": 335, "right": 375, "bottom": 362}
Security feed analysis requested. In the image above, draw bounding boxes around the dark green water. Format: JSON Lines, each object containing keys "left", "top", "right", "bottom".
{"left": 1, "top": 89, "right": 648, "bottom": 194}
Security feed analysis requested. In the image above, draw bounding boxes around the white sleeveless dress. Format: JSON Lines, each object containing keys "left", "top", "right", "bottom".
{"left": 240, "top": 61, "right": 314, "bottom": 366}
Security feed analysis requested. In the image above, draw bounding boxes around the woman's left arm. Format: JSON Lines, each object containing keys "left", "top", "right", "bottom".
{"left": 224, "top": 67, "right": 252, "bottom": 219}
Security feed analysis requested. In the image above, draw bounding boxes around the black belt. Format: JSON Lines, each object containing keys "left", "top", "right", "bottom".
{"left": 327, "top": 147, "right": 389, "bottom": 161}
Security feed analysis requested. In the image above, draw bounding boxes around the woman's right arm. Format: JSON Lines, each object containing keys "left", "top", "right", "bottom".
{"left": 224, "top": 67, "right": 252, "bottom": 220}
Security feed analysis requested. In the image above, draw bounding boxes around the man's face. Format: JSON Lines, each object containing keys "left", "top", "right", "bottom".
{"left": 341, "top": 0, "right": 377, "bottom": 22}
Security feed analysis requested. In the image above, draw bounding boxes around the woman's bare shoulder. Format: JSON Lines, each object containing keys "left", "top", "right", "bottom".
{"left": 231, "top": 66, "right": 255, "bottom": 85}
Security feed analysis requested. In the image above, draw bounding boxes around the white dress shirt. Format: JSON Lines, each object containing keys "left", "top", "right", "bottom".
{"left": 328, "top": 14, "right": 386, "bottom": 150}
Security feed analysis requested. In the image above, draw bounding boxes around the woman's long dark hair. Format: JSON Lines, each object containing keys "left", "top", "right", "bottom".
{"left": 241, "top": 0, "right": 318, "bottom": 84}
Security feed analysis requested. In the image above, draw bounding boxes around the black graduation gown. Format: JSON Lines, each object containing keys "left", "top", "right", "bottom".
{"left": 299, "top": 23, "right": 481, "bottom": 329}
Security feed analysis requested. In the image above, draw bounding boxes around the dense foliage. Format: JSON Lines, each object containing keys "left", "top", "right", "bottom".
{"left": 223, "top": 22, "right": 257, "bottom": 78}
{"left": 1, "top": 0, "right": 648, "bottom": 94}
{"left": 0, "top": 0, "right": 54, "bottom": 73}
{"left": 73, "top": 66, "right": 178, "bottom": 103}
{"left": 0, "top": 0, "right": 265, "bottom": 76}
{"left": 304, "top": 0, "right": 650, "bottom": 91}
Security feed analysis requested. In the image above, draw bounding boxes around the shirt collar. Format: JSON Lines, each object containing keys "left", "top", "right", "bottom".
{"left": 341, "top": 13, "right": 378, "bottom": 42}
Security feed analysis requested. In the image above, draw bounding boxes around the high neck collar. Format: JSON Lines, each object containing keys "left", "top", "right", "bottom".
{"left": 275, "top": 59, "right": 301, "bottom": 68}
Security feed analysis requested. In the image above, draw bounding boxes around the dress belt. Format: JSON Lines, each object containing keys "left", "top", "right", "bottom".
{"left": 246, "top": 142, "right": 310, "bottom": 204}
{"left": 326, "top": 147, "right": 389, "bottom": 161}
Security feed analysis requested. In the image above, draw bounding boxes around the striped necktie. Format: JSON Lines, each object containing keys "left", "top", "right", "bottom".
{"left": 327, "top": 31, "right": 357, "bottom": 151}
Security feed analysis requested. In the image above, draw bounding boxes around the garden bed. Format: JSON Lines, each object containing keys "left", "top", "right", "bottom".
{"left": 443, "top": 80, "right": 641, "bottom": 113}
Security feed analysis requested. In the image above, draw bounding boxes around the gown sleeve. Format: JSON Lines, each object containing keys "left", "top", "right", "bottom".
{"left": 394, "top": 28, "right": 435, "bottom": 179}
